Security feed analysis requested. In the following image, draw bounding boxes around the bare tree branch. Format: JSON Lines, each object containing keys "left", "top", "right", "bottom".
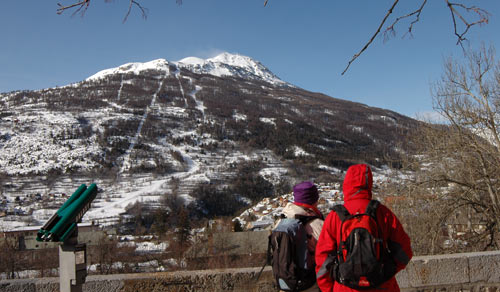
{"left": 341, "top": 0, "right": 400, "bottom": 75}
{"left": 445, "top": 1, "right": 490, "bottom": 47}
{"left": 123, "top": 0, "right": 148, "bottom": 23}
{"left": 384, "top": 0, "right": 428, "bottom": 41}
{"left": 343, "top": 0, "right": 489, "bottom": 75}
{"left": 57, "top": 0, "right": 90, "bottom": 17}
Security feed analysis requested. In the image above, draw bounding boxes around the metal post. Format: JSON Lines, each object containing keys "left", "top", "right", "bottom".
{"left": 59, "top": 233, "right": 87, "bottom": 292}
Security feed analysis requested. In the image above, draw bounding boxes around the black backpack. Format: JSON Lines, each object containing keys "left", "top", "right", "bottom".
{"left": 329, "top": 200, "right": 396, "bottom": 289}
{"left": 268, "top": 215, "right": 320, "bottom": 291}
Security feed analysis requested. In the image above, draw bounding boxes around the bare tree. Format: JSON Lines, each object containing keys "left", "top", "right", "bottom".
{"left": 91, "top": 235, "right": 117, "bottom": 274}
{"left": 0, "top": 237, "right": 18, "bottom": 279}
{"left": 402, "top": 46, "right": 500, "bottom": 252}
{"left": 55, "top": 1, "right": 490, "bottom": 74}
{"left": 33, "top": 248, "right": 59, "bottom": 278}
{"left": 0, "top": 234, "right": 29, "bottom": 279}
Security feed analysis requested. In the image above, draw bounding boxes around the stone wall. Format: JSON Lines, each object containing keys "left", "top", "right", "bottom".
{"left": 1, "top": 251, "right": 499, "bottom": 292}
{"left": 397, "top": 250, "right": 500, "bottom": 292}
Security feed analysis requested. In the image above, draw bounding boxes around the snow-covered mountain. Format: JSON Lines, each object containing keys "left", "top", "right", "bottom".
{"left": 88, "top": 52, "right": 287, "bottom": 87}
{"left": 0, "top": 52, "right": 417, "bottom": 231}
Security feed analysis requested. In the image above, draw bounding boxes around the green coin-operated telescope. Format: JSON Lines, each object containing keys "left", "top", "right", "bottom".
{"left": 37, "top": 183, "right": 98, "bottom": 243}
{"left": 36, "top": 183, "right": 98, "bottom": 292}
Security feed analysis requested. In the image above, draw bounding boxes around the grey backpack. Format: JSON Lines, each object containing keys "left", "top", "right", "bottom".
{"left": 268, "top": 215, "right": 319, "bottom": 291}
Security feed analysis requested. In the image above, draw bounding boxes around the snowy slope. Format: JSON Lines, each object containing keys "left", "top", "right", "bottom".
{"left": 0, "top": 51, "right": 415, "bottom": 232}
{"left": 87, "top": 59, "right": 172, "bottom": 81}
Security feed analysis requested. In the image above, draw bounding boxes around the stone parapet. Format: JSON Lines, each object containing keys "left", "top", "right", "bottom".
{"left": 397, "top": 250, "right": 500, "bottom": 291}
{"left": 1, "top": 251, "right": 500, "bottom": 291}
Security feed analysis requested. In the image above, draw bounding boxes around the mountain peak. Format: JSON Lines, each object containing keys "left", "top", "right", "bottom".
{"left": 178, "top": 52, "right": 287, "bottom": 86}
{"left": 178, "top": 52, "right": 259, "bottom": 68}
{"left": 207, "top": 52, "right": 257, "bottom": 68}
{"left": 87, "top": 52, "right": 288, "bottom": 86}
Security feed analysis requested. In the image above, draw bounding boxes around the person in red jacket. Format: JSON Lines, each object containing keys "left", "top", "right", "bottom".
{"left": 315, "top": 164, "right": 412, "bottom": 292}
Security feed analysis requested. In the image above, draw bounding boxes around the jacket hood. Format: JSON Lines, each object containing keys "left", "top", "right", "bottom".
{"left": 283, "top": 202, "right": 320, "bottom": 218}
{"left": 342, "top": 164, "right": 373, "bottom": 201}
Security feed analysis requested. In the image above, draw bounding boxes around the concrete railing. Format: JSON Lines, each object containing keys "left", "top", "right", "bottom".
{"left": 1, "top": 250, "right": 500, "bottom": 291}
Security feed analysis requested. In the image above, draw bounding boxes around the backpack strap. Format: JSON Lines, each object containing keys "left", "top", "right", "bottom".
{"left": 365, "top": 200, "right": 380, "bottom": 220}
{"left": 295, "top": 214, "right": 320, "bottom": 224}
{"left": 332, "top": 205, "right": 351, "bottom": 265}
{"left": 332, "top": 205, "right": 351, "bottom": 222}
{"left": 266, "top": 231, "right": 272, "bottom": 265}
{"left": 366, "top": 200, "right": 385, "bottom": 244}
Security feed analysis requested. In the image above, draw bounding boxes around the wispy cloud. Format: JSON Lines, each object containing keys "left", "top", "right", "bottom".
{"left": 195, "top": 48, "right": 227, "bottom": 59}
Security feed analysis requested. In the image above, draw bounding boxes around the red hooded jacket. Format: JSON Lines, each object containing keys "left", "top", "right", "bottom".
{"left": 315, "top": 164, "right": 413, "bottom": 292}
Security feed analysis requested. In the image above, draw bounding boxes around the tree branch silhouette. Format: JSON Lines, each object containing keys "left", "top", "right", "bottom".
{"left": 341, "top": 0, "right": 400, "bottom": 75}
{"left": 55, "top": 0, "right": 490, "bottom": 75}
{"left": 342, "top": 0, "right": 489, "bottom": 75}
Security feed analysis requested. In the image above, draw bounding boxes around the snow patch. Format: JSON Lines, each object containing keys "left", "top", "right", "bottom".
{"left": 259, "top": 117, "right": 276, "bottom": 126}
{"left": 290, "top": 146, "right": 312, "bottom": 157}
{"left": 318, "top": 165, "right": 342, "bottom": 174}
{"left": 369, "top": 115, "right": 396, "bottom": 124}
{"left": 233, "top": 112, "right": 247, "bottom": 121}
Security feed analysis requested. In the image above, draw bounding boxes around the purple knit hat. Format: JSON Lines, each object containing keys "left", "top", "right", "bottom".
{"left": 293, "top": 181, "right": 319, "bottom": 205}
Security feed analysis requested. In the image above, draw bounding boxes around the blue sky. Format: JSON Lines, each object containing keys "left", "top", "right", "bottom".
{"left": 1, "top": 1, "right": 499, "bottom": 118}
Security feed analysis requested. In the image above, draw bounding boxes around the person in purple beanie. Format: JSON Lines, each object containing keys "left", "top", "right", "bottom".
{"left": 279, "top": 181, "right": 324, "bottom": 292}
